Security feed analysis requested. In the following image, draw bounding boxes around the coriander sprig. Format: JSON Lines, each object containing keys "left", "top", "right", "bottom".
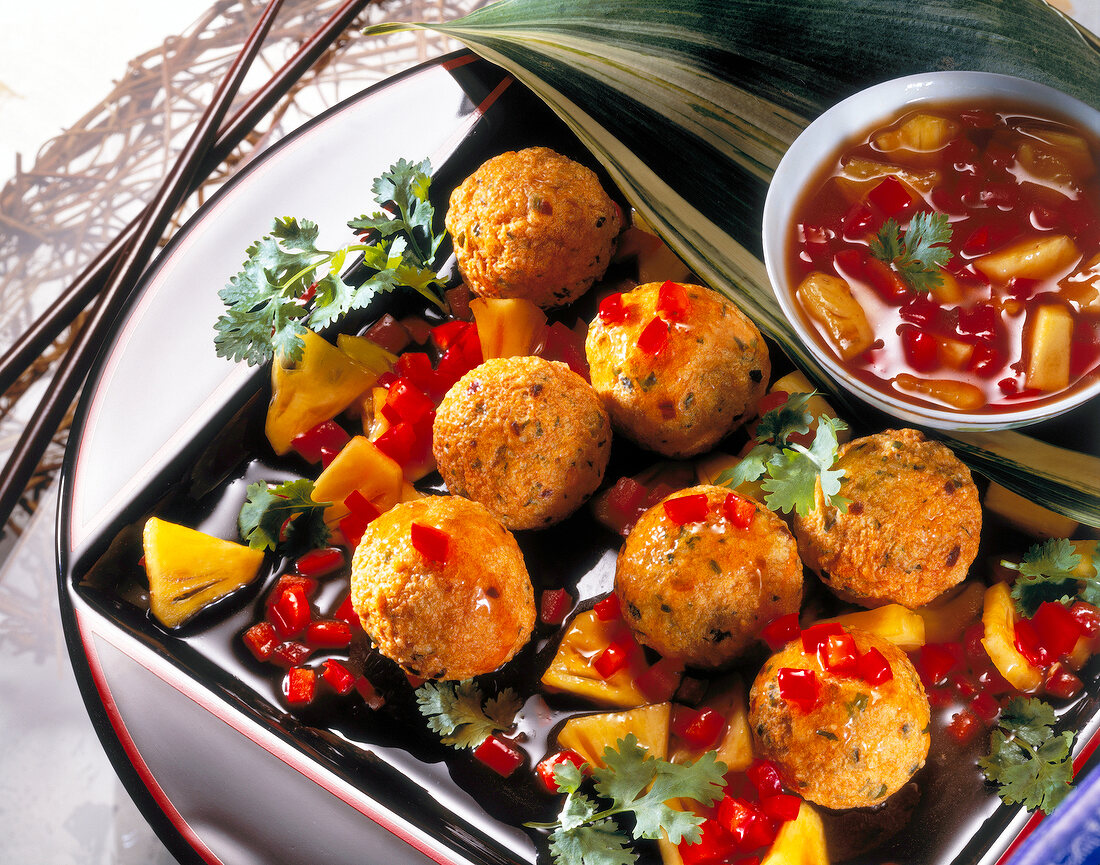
{"left": 238, "top": 478, "right": 330, "bottom": 553}
{"left": 416, "top": 680, "right": 523, "bottom": 749}
{"left": 214, "top": 158, "right": 448, "bottom": 367}
{"left": 869, "top": 211, "right": 953, "bottom": 293}
{"left": 1003, "top": 538, "right": 1100, "bottom": 617}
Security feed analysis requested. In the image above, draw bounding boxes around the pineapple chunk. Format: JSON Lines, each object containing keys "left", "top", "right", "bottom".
{"left": 143, "top": 517, "right": 264, "bottom": 628}
{"left": 1060, "top": 252, "right": 1100, "bottom": 314}
{"left": 917, "top": 581, "right": 985, "bottom": 644}
{"left": 983, "top": 481, "right": 1080, "bottom": 539}
{"left": 838, "top": 157, "right": 940, "bottom": 195}
{"left": 311, "top": 435, "right": 405, "bottom": 524}
{"left": 931, "top": 270, "right": 965, "bottom": 305}
{"left": 266, "top": 331, "right": 379, "bottom": 455}
{"left": 982, "top": 582, "right": 1042, "bottom": 692}
{"left": 670, "top": 675, "right": 754, "bottom": 772}
{"left": 470, "top": 297, "right": 547, "bottom": 360}
{"left": 557, "top": 702, "right": 671, "bottom": 766}
{"left": 1025, "top": 303, "right": 1074, "bottom": 392}
{"left": 937, "top": 335, "right": 975, "bottom": 370}
{"left": 875, "top": 113, "right": 960, "bottom": 152}
{"left": 1016, "top": 125, "right": 1095, "bottom": 180}
{"left": 819, "top": 605, "right": 926, "bottom": 651}
{"left": 761, "top": 801, "right": 829, "bottom": 865}
{"left": 893, "top": 374, "right": 985, "bottom": 410}
{"left": 796, "top": 272, "right": 875, "bottom": 361}
{"left": 336, "top": 333, "right": 398, "bottom": 375}
{"left": 975, "top": 234, "right": 1080, "bottom": 283}
{"left": 617, "top": 211, "right": 693, "bottom": 284}
{"left": 541, "top": 609, "right": 650, "bottom": 708}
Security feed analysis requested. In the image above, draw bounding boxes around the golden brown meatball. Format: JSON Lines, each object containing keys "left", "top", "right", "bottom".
{"left": 749, "top": 628, "right": 930, "bottom": 810}
{"left": 793, "top": 429, "right": 981, "bottom": 609}
{"left": 614, "top": 485, "right": 802, "bottom": 668}
{"left": 445, "top": 147, "right": 622, "bottom": 308}
{"left": 350, "top": 495, "right": 535, "bottom": 680}
{"left": 433, "top": 356, "right": 611, "bottom": 530}
{"left": 585, "top": 282, "right": 770, "bottom": 457}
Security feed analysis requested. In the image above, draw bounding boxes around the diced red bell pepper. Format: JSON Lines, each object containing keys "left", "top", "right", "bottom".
{"left": 717, "top": 796, "right": 776, "bottom": 850}
{"left": 394, "top": 351, "right": 435, "bottom": 392}
{"left": 334, "top": 593, "right": 360, "bottom": 627}
{"left": 598, "top": 292, "right": 629, "bottom": 325}
{"left": 637, "top": 656, "right": 684, "bottom": 703}
{"left": 540, "top": 321, "right": 590, "bottom": 379}
{"left": 857, "top": 647, "right": 893, "bottom": 686}
{"left": 899, "top": 326, "right": 939, "bottom": 373}
{"left": 776, "top": 668, "right": 820, "bottom": 712}
{"left": 760, "top": 793, "right": 801, "bottom": 824}
{"left": 339, "top": 512, "right": 373, "bottom": 550}
{"left": 971, "top": 691, "right": 1002, "bottom": 724}
{"left": 946, "top": 708, "right": 982, "bottom": 744}
{"left": 964, "top": 621, "right": 989, "bottom": 663}
{"left": 474, "top": 735, "right": 524, "bottom": 777}
{"left": 540, "top": 588, "right": 574, "bottom": 625}
{"left": 917, "top": 643, "right": 960, "bottom": 687}
{"left": 285, "top": 666, "right": 317, "bottom": 706}
{"left": 410, "top": 522, "right": 450, "bottom": 564}
{"left": 723, "top": 492, "right": 756, "bottom": 530}
{"left": 306, "top": 619, "right": 353, "bottom": 648}
{"left": 898, "top": 294, "right": 944, "bottom": 328}
{"left": 593, "top": 635, "right": 635, "bottom": 679}
{"left": 344, "top": 489, "right": 381, "bottom": 522}
{"left": 755, "top": 390, "right": 789, "bottom": 417}
{"left": 951, "top": 672, "right": 980, "bottom": 700}
{"left": 272, "top": 640, "right": 313, "bottom": 668}
{"left": 270, "top": 583, "right": 312, "bottom": 639}
{"left": 819, "top": 632, "right": 861, "bottom": 678}
{"left": 1014, "top": 619, "right": 1052, "bottom": 669}
{"left": 841, "top": 203, "right": 876, "bottom": 238}
{"left": 664, "top": 493, "right": 710, "bottom": 525}
{"left": 748, "top": 759, "right": 785, "bottom": 798}
{"left": 291, "top": 420, "right": 350, "bottom": 464}
{"left": 671, "top": 706, "right": 726, "bottom": 751}
{"left": 971, "top": 345, "right": 1002, "bottom": 377}
{"left": 657, "top": 281, "right": 690, "bottom": 321}
{"left": 387, "top": 378, "right": 435, "bottom": 425}
{"left": 761, "top": 613, "right": 800, "bottom": 651}
{"left": 637, "top": 316, "right": 669, "bottom": 355}
{"left": 355, "top": 675, "right": 386, "bottom": 710}
{"left": 1069, "top": 602, "right": 1100, "bottom": 637}
{"left": 678, "top": 818, "right": 739, "bottom": 865}
{"left": 434, "top": 323, "right": 483, "bottom": 390}
{"left": 535, "top": 749, "right": 587, "bottom": 793}
{"left": 1032, "top": 601, "right": 1084, "bottom": 659}
{"left": 243, "top": 622, "right": 278, "bottom": 662}
{"left": 431, "top": 320, "right": 470, "bottom": 352}
{"left": 1044, "top": 661, "right": 1084, "bottom": 700}
{"left": 800, "top": 622, "right": 845, "bottom": 656}
{"left": 957, "top": 303, "right": 997, "bottom": 341}
{"left": 594, "top": 595, "right": 622, "bottom": 621}
{"left": 867, "top": 176, "right": 913, "bottom": 217}
{"left": 598, "top": 476, "right": 649, "bottom": 536}
{"left": 295, "top": 547, "right": 345, "bottom": 579}
{"left": 321, "top": 658, "right": 356, "bottom": 695}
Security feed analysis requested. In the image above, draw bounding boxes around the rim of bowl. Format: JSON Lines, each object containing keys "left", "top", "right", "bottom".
{"left": 762, "top": 70, "right": 1100, "bottom": 431}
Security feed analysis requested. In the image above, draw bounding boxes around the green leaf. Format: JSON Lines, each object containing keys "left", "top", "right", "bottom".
{"left": 869, "top": 212, "right": 953, "bottom": 292}
{"left": 365, "top": 0, "right": 1100, "bottom": 527}
{"left": 1005, "top": 538, "right": 1100, "bottom": 616}
{"left": 238, "top": 479, "right": 330, "bottom": 553}
{"left": 415, "top": 680, "right": 522, "bottom": 749}
{"left": 549, "top": 820, "right": 636, "bottom": 865}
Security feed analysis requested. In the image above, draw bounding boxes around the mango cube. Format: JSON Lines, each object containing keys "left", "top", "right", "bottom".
{"left": 761, "top": 801, "right": 829, "bottom": 865}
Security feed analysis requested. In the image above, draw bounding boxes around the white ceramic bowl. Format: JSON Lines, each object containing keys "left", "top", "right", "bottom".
{"left": 762, "top": 71, "right": 1100, "bottom": 430}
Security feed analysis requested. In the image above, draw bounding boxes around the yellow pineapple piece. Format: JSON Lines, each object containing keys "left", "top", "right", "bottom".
{"left": 983, "top": 481, "right": 1080, "bottom": 539}
{"left": 761, "top": 801, "right": 829, "bottom": 865}
{"left": 311, "top": 435, "right": 405, "bottom": 524}
{"left": 982, "top": 582, "right": 1042, "bottom": 692}
{"left": 931, "top": 270, "right": 965, "bottom": 305}
{"left": 893, "top": 374, "right": 985, "bottom": 410}
{"left": 796, "top": 272, "right": 875, "bottom": 361}
{"left": 541, "top": 609, "right": 650, "bottom": 708}
{"left": 616, "top": 211, "right": 693, "bottom": 284}
{"left": 819, "top": 605, "right": 926, "bottom": 651}
{"left": 838, "top": 157, "right": 940, "bottom": 195}
{"left": 143, "top": 517, "right": 264, "bottom": 628}
{"left": 1025, "top": 303, "right": 1074, "bottom": 392}
{"left": 470, "top": 297, "right": 547, "bottom": 360}
{"left": 336, "top": 333, "right": 398, "bottom": 375}
{"left": 1016, "top": 125, "right": 1095, "bottom": 180}
{"left": 917, "top": 581, "right": 985, "bottom": 644}
{"left": 937, "top": 335, "right": 975, "bottom": 370}
{"left": 975, "top": 234, "right": 1080, "bottom": 283}
{"left": 266, "top": 331, "right": 379, "bottom": 455}
{"left": 557, "top": 702, "right": 671, "bottom": 766}
{"left": 1060, "top": 252, "right": 1100, "bottom": 314}
{"left": 670, "top": 675, "right": 754, "bottom": 772}
{"left": 897, "top": 113, "right": 961, "bottom": 150}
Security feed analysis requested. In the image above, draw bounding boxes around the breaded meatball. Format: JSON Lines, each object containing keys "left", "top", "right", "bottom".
{"left": 350, "top": 495, "right": 535, "bottom": 680}
{"left": 749, "top": 628, "right": 930, "bottom": 810}
{"left": 445, "top": 147, "right": 622, "bottom": 308}
{"left": 615, "top": 485, "right": 802, "bottom": 668}
{"left": 433, "top": 356, "right": 611, "bottom": 530}
{"left": 794, "top": 429, "right": 980, "bottom": 609}
{"left": 585, "top": 282, "right": 770, "bottom": 457}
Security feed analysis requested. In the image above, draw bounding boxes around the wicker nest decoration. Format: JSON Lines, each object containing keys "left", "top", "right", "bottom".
{"left": 0, "top": 0, "right": 487, "bottom": 536}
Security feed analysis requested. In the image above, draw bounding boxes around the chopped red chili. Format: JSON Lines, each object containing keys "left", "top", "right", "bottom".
{"left": 656, "top": 280, "right": 690, "bottom": 321}
{"left": 776, "top": 668, "right": 820, "bottom": 712}
{"left": 474, "top": 735, "right": 524, "bottom": 777}
{"left": 598, "top": 292, "right": 629, "bottom": 325}
{"left": 637, "top": 316, "right": 669, "bottom": 355}
{"left": 761, "top": 613, "right": 801, "bottom": 651}
{"left": 663, "top": 493, "right": 710, "bottom": 525}
{"left": 722, "top": 492, "right": 756, "bottom": 529}
{"left": 410, "top": 522, "right": 451, "bottom": 564}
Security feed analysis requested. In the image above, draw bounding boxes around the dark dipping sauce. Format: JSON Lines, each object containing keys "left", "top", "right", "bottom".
{"left": 787, "top": 101, "right": 1100, "bottom": 414}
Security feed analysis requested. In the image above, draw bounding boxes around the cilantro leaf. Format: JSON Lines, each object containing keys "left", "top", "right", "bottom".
{"left": 869, "top": 212, "right": 953, "bottom": 293}
{"left": 549, "top": 819, "right": 635, "bottom": 865}
{"left": 238, "top": 479, "right": 330, "bottom": 553}
{"left": 979, "top": 697, "right": 1075, "bottom": 814}
{"left": 1004, "top": 538, "right": 1098, "bottom": 617}
{"left": 215, "top": 160, "right": 448, "bottom": 367}
{"left": 416, "top": 680, "right": 522, "bottom": 750}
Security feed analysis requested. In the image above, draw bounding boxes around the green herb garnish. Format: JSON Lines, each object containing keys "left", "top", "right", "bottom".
{"left": 214, "top": 158, "right": 447, "bottom": 366}
{"left": 416, "top": 680, "right": 523, "bottom": 749}
{"left": 869, "top": 211, "right": 953, "bottom": 292}
{"left": 238, "top": 478, "right": 330, "bottom": 553}
{"left": 715, "top": 392, "right": 849, "bottom": 517}
{"left": 978, "top": 696, "right": 1075, "bottom": 815}
{"left": 526, "top": 734, "right": 726, "bottom": 865}
{"left": 1003, "top": 538, "right": 1100, "bottom": 617}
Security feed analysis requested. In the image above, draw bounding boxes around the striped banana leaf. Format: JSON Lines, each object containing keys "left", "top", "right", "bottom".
{"left": 367, "top": 0, "right": 1100, "bottom": 525}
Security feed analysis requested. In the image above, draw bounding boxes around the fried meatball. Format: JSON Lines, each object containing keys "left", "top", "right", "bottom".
{"left": 433, "top": 356, "right": 611, "bottom": 530}
{"left": 614, "top": 485, "right": 802, "bottom": 668}
{"left": 445, "top": 147, "right": 622, "bottom": 308}
{"left": 585, "top": 282, "right": 770, "bottom": 457}
{"left": 749, "top": 628, "right": 930, "bottom": 810}
{"left": 350, "top": 495, "right": 535, "bottom": 680}
{"left": 793, "top": 429, "right": 980, "bottom": 609}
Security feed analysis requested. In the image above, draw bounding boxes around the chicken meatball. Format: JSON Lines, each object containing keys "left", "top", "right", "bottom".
{"left": 749, "top": 628, "right": 930, "bottom": 810}
{"left": 794, "top": 429, "right": 981, "bottom": 609}
{"left": 615, "top": 485, "right": 802, "bottom": 668}
{"left": 445, "top": 147, "right": 622, "bottom": 308}
{"left": 585, "top": 282, "right": 770, "bottom": 457}
{"left": 350, "top": 495, "right": 535, "bottom": 680}
{"left": 433, "top": 356, "right": 611, "bottom": 530}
